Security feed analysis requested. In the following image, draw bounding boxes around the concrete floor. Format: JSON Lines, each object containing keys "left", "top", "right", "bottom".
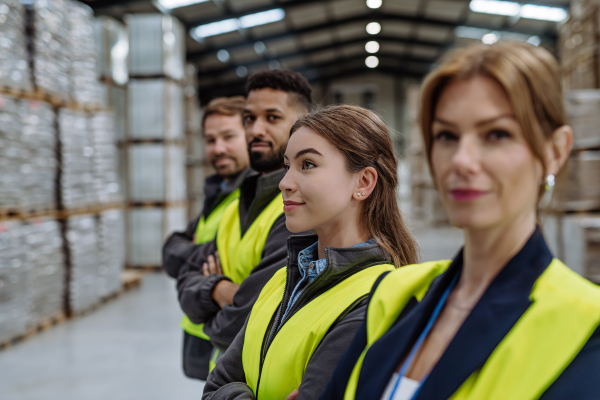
{"left": 0, "top": 274, "right": 204, "bottom": 400}
{"left": 0, "top": 226, "right": 463, "bottom": 400}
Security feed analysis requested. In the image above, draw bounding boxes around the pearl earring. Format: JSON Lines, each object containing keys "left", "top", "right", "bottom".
{"left": 545, "top": 174, "right": 555, "bottom": 191}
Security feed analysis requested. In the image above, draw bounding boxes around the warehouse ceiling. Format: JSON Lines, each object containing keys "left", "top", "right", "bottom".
{"left": 82, "top": 0, "right": 570, "bottom": 102}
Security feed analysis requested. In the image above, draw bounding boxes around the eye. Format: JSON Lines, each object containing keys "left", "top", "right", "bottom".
{"left": 243, "top": 115, "right": 255, "bottom": 124}
{"left": 267, "top": 115, "right": 280, "bottom": 122}
{"left": 224, "top": 135, "right": 235, "bottom": 140}
{"left": 487, "top": 129, "right": 512, "bottom": 141}
{"left": 434, "top": 130, "right": 458, "bottom": 142}
{"left": 283, "top": 163, "right": 290, "bottom": 171}
{"left": 302, "top": 160, "right": 316, "bottom": 170}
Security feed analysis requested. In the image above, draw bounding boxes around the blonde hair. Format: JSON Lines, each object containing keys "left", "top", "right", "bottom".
{"left": 290, "top": 105, "right": 419, "bottom": 267}
{"left": 202, "top": 96, "right": 246, "bottom": 133}
{"left": 419, "top": 41, "right": 566, "bottom": 199}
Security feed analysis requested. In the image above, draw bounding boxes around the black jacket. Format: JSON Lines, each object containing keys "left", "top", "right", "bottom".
{"left": 320, "top": 227, "right": 600, "bottom": 400}
{"left": 162, "top": 170, "right": 250, "bottom": 279}
{"left": 177, "top": 168, "right": 292, "bottom": 352}
{"left": 202, "top": 235, "right": 393, "bottom": 400}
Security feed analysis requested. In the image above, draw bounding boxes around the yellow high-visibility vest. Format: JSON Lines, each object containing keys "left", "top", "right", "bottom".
{"left": 344, "top": 259, "right": 600, "bottom": 400}
{"left": 181, "top": 188, "right": 241, "bottom": 340}
{"left": 243, "top": 263, "right": 395, "bottom": 400}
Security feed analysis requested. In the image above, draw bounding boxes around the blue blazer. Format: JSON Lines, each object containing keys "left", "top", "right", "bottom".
{"left": 319, "top": 228, "right": 600, "bottom": 400}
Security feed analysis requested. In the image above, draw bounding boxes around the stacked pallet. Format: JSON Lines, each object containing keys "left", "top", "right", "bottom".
{"left": 548, "top": 7, "right": 600, "bottom": 283}
{"left": 405, "top": 84, "right": 449, "bottom": 226}
{"left": 125, "top": 14, "right": 188, "bottom": 269}
{"left": 0, "top": 0, "right": 32, "bottom": 92}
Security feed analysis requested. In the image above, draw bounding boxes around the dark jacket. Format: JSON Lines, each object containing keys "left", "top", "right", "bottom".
{"left": 162, "top": 170, "right": 250, "bottom": 279}
{"left": 320, "top": 227, "right": 600, "bottom": 400}
{"left": 177, "top": 169, "right": 292, "bottom": 352}
{"left": 202, "top": 234, "right": 393, "bottom": 400}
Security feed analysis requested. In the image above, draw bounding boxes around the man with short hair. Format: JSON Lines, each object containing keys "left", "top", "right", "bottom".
{"left": 163, "top": 96, "right": 250, "bottom": 380}
{"left": 177, "top": 70, "right": 312, "bottom": 366}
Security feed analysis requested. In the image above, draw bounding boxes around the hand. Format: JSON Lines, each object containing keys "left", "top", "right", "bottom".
{"left": 212, "top": 280, "right": 240, "bottom": 308}
{"left": 286, "top": 390, "right": 299, "bottom": 400}
{"left": 202, "top": 251, "right": 222, "bottom": 276}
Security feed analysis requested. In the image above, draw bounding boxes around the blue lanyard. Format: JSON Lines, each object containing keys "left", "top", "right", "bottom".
{"left": 388, "top": 274, "right": 459, "bottom": 400}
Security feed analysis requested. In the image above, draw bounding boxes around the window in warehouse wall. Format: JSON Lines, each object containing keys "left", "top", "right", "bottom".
{"left": 363, "top": 90, "right": 376, "bottom": 110}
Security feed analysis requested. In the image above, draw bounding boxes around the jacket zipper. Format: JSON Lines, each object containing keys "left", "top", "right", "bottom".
{"left": 255, "top": 251, "right": 290, "bottom": 394}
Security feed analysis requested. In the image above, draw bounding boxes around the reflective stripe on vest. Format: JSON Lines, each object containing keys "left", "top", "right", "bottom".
{"left": 181, "top": 188, "right": 241, "bottom": 340}
{"left": 244, "top": 263, "right": 395, "bottom": 400}
{"left": 344, "top": 259, "right": 600, "bottom": 400}
{"left": 216, "top": 193, "right": 284, "bottom": 284}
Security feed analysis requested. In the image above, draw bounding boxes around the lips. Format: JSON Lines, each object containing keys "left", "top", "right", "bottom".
{"left": 249, "top": 139, "right": 272, "bottom": 151}
{"left": 283, "top": 200, "right": 304, "bottom": 212}
{"left": 450, "top": 189, "right": 488, "bottom": 201}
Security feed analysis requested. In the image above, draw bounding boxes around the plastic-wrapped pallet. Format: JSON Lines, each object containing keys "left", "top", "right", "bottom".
{"left": 90, "top": 110, "right": 122, "bottom": 204}
{"left": 94, "top": 16, "right": 128, "bottom": 85}
{"left": 554, "top": 150, "right": 600, "bottom": 211}
{"left": 0, "top": 0, "right": 32, "bottom": 91}
{"left": 0, "top": 220, "right": 32, "bottom": 343}
{"left": 59, "top": 108, "right": 97, "bottom": 209}
{"left": 128, "top": 79, "right": 184, "bottom": 139}
{"left": 68, "top": 0, "right": 102, "bottom": 105}
{"left": 19, "top": 99, "right": 57, "bottom": 210}
{"left": 33, "top": 0, "right": 70, "bottom": 100}
{"left": 22, "top": 218, "right": 65, "bottom": 325}
{"left": 565, "top": 90, "right": 600, "bottom": 150}
{"left": 0, "top": 94, "right": 24, "bottom": 208}
{"left": 97, "top": 209, "right": 124, "bottom": 297}
{"left": 128, "top": 144, "right": 186, "bottom": 202}
{"left": 127, "top": 206, "right": 187, "bottom": 266}
{"left": 126, "top": 14, "right": 185, "bottom": 80}
{"left": 65, "top": 214, "right": 100, "bottom": 314}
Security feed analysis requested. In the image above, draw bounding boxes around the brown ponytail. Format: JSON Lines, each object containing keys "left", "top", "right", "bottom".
{"left": 290, "top": 105, "right": 419, "bottom": 267}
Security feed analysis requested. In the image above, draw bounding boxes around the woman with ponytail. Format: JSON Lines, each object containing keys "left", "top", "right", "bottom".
{"left": 202, "top": 105, "right": 418, "bottom": 400}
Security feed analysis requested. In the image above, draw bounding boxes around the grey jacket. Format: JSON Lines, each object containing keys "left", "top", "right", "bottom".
{"left": 177, "top": 169, "right": 292, "bottom": 351}
{"left": 202, "top": 235, "right": 393, "bottom": 400}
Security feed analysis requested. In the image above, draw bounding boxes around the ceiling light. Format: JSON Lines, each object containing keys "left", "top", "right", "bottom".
{"left": 156, "top": 0, "right": 209, "bottom": 10}
{"left": 366, "top": 22, "right": 381, "bottom": 35}
{"left": 254, "top": 41, "right": 266, "bottom": 55}
{"left": 191, "top": 8, "right": 285, "bottom": 40}
{"left": 236, "top": 66, "right": 248, "bottom": 77}
{"left": 365, "top": 41, "right": 379, "bottom": 53}
{"left": 469, "top": 0, "right": 568, "bottom": 22}
{"left": 365, "top": 56, "right": 379, "bottom": 68}
{"left": 366, "top": 0, "right": 382, "bottom": 9}
{"left": 268, "top": 60, "right": 281, "bottom": 70}
{"left": 455, "top": 25, "right": 537, "bottom": 43}
{"left": 519, "top": 4, "right": 568, "bottom": 21}
{"left": 217, "top": 49, "right": 230, "bottom": 63}
{"left": 482, "top": 33, "right": 499, "bottom": 44}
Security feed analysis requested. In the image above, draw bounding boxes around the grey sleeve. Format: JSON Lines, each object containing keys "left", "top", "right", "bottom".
{"left": 202, "top": 214, "right": 290, "bottom": 351}
{"left": 162, "top": 217, "right": 200, "bottom": 278}
{"left": 177, "top": 239, "right": 231, "bottom": 323}
{"left": 295, "top": 304, "right": 367, "bottom": 400}
{"left": 202, "top": 321, "right": 255, "bottom": 400}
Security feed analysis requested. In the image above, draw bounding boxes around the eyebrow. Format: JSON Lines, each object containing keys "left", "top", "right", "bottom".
{"left": 434, "top": 114, "right": 516, "bottom": 128}
{"left": 284, "top": 148, "right": 323, "bottom": 160}
{"left": 243, "top": 107, "right": 284, "bottom": 114}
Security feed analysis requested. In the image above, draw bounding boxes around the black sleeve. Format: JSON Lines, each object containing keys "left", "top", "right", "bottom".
{"left": 203, "top": 214, "right": 290, "bottom": 351}
{"left": 540, "top": 325, "right": 600, "bottom": 400}
{"left": 296, "top": 304, "right": 366, "bottom": 400}
{"left": 177, "top": 238, "right": 231, "bottom": 323}
{"left": 162, "top": 216, "right": 200, "bottom": 278}
{"left": 317, "top": 272, "right": 390, "bottom": 400}
{"left": 202, "top": 320, "right": 255, "bottom": 400}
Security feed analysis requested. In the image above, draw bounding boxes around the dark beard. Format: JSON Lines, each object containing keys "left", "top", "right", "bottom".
{"left": 248, "top": 140, "right": 284, "bottom": 173}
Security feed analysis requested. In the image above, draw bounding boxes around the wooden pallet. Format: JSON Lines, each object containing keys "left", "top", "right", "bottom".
{"left": 126, "top": 265, "right": 164, "bottom": 273}
{"left": 0, "top": 86, "right": 105, "bottom": 112}
{"left": 122, "top": 270, "right": 143, "bottom": 291}
{"left": 57, "top": 203, "right": 126, "bottom": 219}
{"left": 0, "top": 312, "right": 66, "bottom": 351}
{"left": 0, "top": 207, "right": 58, "bottom": 221}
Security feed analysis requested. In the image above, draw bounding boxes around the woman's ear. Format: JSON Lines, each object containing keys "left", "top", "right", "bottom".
{"left": 546, "top": 125, "right": 573, "bottom": 176}
{"left": 353, "top": 166, "right": 378, "bottom": 201}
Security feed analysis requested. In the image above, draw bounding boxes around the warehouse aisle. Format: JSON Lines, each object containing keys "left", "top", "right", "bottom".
{"left": 0, "top": 273, "right": 204, "bottom": 400}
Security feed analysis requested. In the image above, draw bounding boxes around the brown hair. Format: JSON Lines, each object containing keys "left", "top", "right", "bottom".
{"left": 246, "top": 70, "right": 312, "bottom": 111}
{"left": 290, "top": 105, "right": 419, "bottom": 267}
{"left": 202, "top": 96, "right": 246, "bottom": 133}
{"left": 419, "top": 41, "right": 567, "bottom": 200}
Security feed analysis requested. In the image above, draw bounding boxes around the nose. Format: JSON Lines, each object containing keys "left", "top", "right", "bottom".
{"left": 213, "top": 137, "right": 227, "bottom": 155}
{"left": 452, "top": 134, "right": 481, "bottom": 176}
{"left": 248, "top": 118, "right": 267, "bottom": 139}
{"left": 279, "top": 168, "right": 296, "bottom": 194}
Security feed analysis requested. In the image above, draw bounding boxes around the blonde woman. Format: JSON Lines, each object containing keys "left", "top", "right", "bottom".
{"left": 320, "top": 42, "right": 600, "bottom": 400}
